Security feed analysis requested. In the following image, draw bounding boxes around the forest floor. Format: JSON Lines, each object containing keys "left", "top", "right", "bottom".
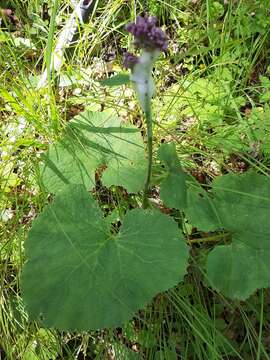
{"left": 1, "top": 1, "right": 270, "bottom": 359}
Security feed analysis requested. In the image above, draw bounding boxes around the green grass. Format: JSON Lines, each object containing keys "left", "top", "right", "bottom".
{"left": 1, "top": 0, "right": 270, "bottom": 358}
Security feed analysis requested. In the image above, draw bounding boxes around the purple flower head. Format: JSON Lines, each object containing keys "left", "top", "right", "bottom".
{"left": 125, "top": 16, "right": 168, "bottom": 52}
{"left": 123, "top": 52, "right": 139, "bottom": 69}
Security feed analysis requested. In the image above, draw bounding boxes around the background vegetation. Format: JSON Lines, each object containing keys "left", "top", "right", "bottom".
{"left": 0, "top": 0, "right": 270, "bottom": 358}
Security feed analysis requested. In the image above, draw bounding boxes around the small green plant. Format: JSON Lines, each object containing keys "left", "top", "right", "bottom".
{"left": 21, "top": 15, "right": 270, "bottom": 333}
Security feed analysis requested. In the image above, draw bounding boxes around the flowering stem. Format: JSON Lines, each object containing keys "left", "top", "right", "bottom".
{"left": 142, "top": 100, "right": 153, "bottom": 209}
{"left": 123, "top": 16, "right": 168, "bottom": 208}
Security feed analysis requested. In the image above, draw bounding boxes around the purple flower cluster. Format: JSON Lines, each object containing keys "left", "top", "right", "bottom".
{"left": 123, "top": 52, "right": 139, "bottom": 69}
{"left": 126, "top": 16, "right": 168, "bottom": 52}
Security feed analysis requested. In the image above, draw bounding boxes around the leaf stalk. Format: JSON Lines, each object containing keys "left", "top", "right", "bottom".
{"left": 142, "top": 100, "right": 153, "bottom": 209}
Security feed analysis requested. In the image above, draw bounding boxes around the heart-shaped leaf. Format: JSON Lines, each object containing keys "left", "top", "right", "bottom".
{"left": 185, "top": 171, "right": 270, "bottom": 299}
{"left": 41, "top": 111, "right": 147, "bottom": 193}
{"left": 206, "top": 172, "right": 270, "bottom": 299}
{"left": 22, "top": 185, "right": 188, "bottom": 330}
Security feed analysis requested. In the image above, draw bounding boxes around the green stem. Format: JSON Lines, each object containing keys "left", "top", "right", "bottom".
{"left": 142, "top": 106, "right": 153, "bottom": 209}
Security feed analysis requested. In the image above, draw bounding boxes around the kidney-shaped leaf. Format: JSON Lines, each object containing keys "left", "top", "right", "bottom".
{"left": 186, "top": 172, "right": 270, "bottom": 299}
{"left": 206, "top": 172, "right": 270, "bottom": 299}
{"left": 207, "top": 236, "right": 270, "bottom": 299}
{"left": 41, "top": 111, "right": 146, "bottom": 193}
{"left": 22, "top": 185, "right": 188, "bottom": 330}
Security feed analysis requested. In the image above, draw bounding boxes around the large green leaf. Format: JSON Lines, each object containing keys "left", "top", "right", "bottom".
{"left": 99, "top": 73, "right": 130, "bottom": 87}
{"left": 157, "top": 143, "right": 219, "bottom": 230}
{"left": 186, "top": 171, "right": 270, "bottom": 299}
{"left": 184, "top": 186, "right": 221, "bottom": 232}
{"left": 158, "top": 143, "right": 190, "bottom": 209}
{"left": 206, "top": 172, "right": 270, "bottom": 299}
{"left": 22, "top": 185, "right": 188, "bottom": 330}
{"left": 41, "top": 111, "right": 146, "bottom": 193}
{"left": 207, "top": 238, "right": 270, "bottom": 299}
{"left": 211, "top": 172, "right": 270, "bottom": 233}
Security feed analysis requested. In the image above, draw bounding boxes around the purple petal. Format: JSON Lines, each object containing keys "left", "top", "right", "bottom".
{"left": 123, "top": 52, "right": 139, "bottom": 69}
{"left": 125, "top": 15, "right": 168, "bottom": 51}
